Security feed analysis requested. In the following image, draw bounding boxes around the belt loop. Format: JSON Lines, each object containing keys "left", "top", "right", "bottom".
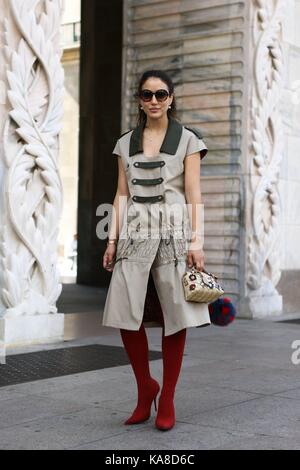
{"left": 165, "top": 227, "right": 171, "bottom": 244}
{"left": 170, "top": 233, "right": 178, "bottom": 267}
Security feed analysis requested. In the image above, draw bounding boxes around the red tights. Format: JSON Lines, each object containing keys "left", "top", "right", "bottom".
{"left": 120, "top": 323, "right": 186, "bottom": 430}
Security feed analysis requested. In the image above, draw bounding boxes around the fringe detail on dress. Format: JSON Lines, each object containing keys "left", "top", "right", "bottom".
{"left": 115, "top": 237, "right": 160, "bottom": 262}
{"left": 115, "top": 234, "right": 188, "bottom": 266}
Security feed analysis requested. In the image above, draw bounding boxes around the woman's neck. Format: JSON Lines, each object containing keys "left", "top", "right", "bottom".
{"left": 144, "top": 115, "right": 169, "bottom": 132}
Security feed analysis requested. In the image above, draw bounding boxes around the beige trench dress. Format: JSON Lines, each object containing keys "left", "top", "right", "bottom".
{"left": 102, "top": 116, "right": 211, "bottom": 336}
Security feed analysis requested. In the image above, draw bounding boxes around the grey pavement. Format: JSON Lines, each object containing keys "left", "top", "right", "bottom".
{"left": 1, "top": 316, "right": 300, "bottom": 450}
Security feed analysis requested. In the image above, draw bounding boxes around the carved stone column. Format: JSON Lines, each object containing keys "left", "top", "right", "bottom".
{"left": 0, "top": 0, "right": 65, "bottom": 347}
{"left": 241, "top": 0, "right": 286, "bottom": 318}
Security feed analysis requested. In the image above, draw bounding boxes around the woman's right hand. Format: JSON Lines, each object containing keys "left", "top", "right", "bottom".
{"left": 103, "top": 245, "right": 117, "bottom": 272}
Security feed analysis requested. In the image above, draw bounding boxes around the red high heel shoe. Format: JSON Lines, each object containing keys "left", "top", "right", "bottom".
{"left": 155, "top": 394, "right": 175, "bottom": 431}
{"left": 124, "top": 378, "right": 160, "bottom": 425}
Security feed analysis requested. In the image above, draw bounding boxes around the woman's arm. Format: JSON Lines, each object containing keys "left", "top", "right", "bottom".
{"left": 184, "top": 151, "right": 205, "bottom": 271}
{"left": 108, "top": 158, "right": 130, "bottom": 240}
{"left": 103, "top": 158, "right": 130, "bottom": 271}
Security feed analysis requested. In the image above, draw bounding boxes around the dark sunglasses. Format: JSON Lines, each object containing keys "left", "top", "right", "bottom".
{"left": 139, "top": 89, "right": 170, "bottom": 102}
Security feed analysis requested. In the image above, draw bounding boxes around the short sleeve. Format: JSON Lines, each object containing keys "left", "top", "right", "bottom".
{"left": 185, "top": 133, "right": 208, "bottom": 160}
{"left": 112, "top": 139, "right": 122, "bottom": 157}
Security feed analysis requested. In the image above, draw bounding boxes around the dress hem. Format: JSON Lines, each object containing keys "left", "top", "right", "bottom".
{"left": 101, "top": 318, "right": 211, "bottom": 336}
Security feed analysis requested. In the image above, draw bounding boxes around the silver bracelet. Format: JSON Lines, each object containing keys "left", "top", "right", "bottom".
{"left": 107, "top": 239, "right": 118, "bottom": 246}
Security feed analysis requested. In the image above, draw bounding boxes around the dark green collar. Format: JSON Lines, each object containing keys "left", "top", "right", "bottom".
{"left": 129, "top": 116, "right": 183, "bottom": 157}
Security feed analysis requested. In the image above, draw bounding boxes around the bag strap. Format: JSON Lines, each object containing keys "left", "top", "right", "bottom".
{"left": 190, "top": 266, "right": 218, "bottom": 279}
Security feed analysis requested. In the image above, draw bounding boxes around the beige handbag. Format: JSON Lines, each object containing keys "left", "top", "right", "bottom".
{"left": 182, "top": 267, "right": 225, "bottom": 303}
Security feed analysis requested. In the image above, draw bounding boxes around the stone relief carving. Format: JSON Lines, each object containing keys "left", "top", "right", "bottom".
{"left": 247, "top": 0, "right": 285, "bottom": 297}
{"left": 0, "top": 0, "right": 64, "bottom": 317}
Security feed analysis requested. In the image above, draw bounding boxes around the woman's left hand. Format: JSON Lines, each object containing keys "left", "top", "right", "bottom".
{"left": 186, "top": 246, "right": 205, "bottom": 271}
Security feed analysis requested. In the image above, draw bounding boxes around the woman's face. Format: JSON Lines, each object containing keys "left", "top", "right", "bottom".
{"left": 139, "top": 77, "right": 173, "bottom": 120}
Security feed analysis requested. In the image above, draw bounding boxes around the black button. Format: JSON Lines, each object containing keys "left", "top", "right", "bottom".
{"left": 132, "top": 195, "right": 164, "bottom": 203}
{"left": 134, "top": 162, "right": 139, "bottom": 167}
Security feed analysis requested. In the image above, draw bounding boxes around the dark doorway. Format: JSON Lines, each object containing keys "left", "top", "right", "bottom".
{"left": 77, "top": 0, "right": 123, "bottom": 286}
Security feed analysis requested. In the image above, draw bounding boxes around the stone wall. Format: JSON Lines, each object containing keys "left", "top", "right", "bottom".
{"left": 276, "top": 0, "right": 300, "bottom": 313}
{"left": 280, "top": 0, "right": 300, "bottom": 271}
{"left": 122, "top": 0, "right": 249, "bottom": 308}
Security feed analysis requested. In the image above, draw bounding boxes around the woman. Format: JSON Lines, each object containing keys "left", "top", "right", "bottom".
{"left": 102, "top": 70, "right": 210, "bottom": 431}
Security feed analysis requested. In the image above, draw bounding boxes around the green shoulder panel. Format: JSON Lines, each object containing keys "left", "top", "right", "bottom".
{"left": 184, "top": 126, "right": 203, "bottom": 140}
{"left": 119, "top": 129, "right": 133, "bottom": 139}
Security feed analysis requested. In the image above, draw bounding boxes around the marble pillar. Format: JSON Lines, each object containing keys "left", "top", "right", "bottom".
{"left": 0, "top": 0, "right": 65, "bottom": 347}
{"left": 241, "top": 0, "right": 287, "bottom": 317}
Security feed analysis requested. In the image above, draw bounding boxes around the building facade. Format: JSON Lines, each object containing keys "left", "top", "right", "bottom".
{"left": 0, "top": 0, "right": 299, "bottom": 348}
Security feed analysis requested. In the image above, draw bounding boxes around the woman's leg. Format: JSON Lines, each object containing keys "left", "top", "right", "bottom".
{"left": 120, "top": 324, "right": 160, "bottom": 424}
{"left": 155, "top": 326, "right": 187, "bottom": 430}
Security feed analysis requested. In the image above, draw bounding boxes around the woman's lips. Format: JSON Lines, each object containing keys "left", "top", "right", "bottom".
{"left": 150, "top": 109, "right": 159, "bottom": 112}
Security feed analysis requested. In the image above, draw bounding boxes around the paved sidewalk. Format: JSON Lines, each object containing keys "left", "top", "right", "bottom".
{"left": 1, "top": 316, "right": 300, "bottom": 450}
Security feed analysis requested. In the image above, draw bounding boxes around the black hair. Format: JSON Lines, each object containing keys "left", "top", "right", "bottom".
{"left": 133, "top": 70, "right": 178, "bottom": 126}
